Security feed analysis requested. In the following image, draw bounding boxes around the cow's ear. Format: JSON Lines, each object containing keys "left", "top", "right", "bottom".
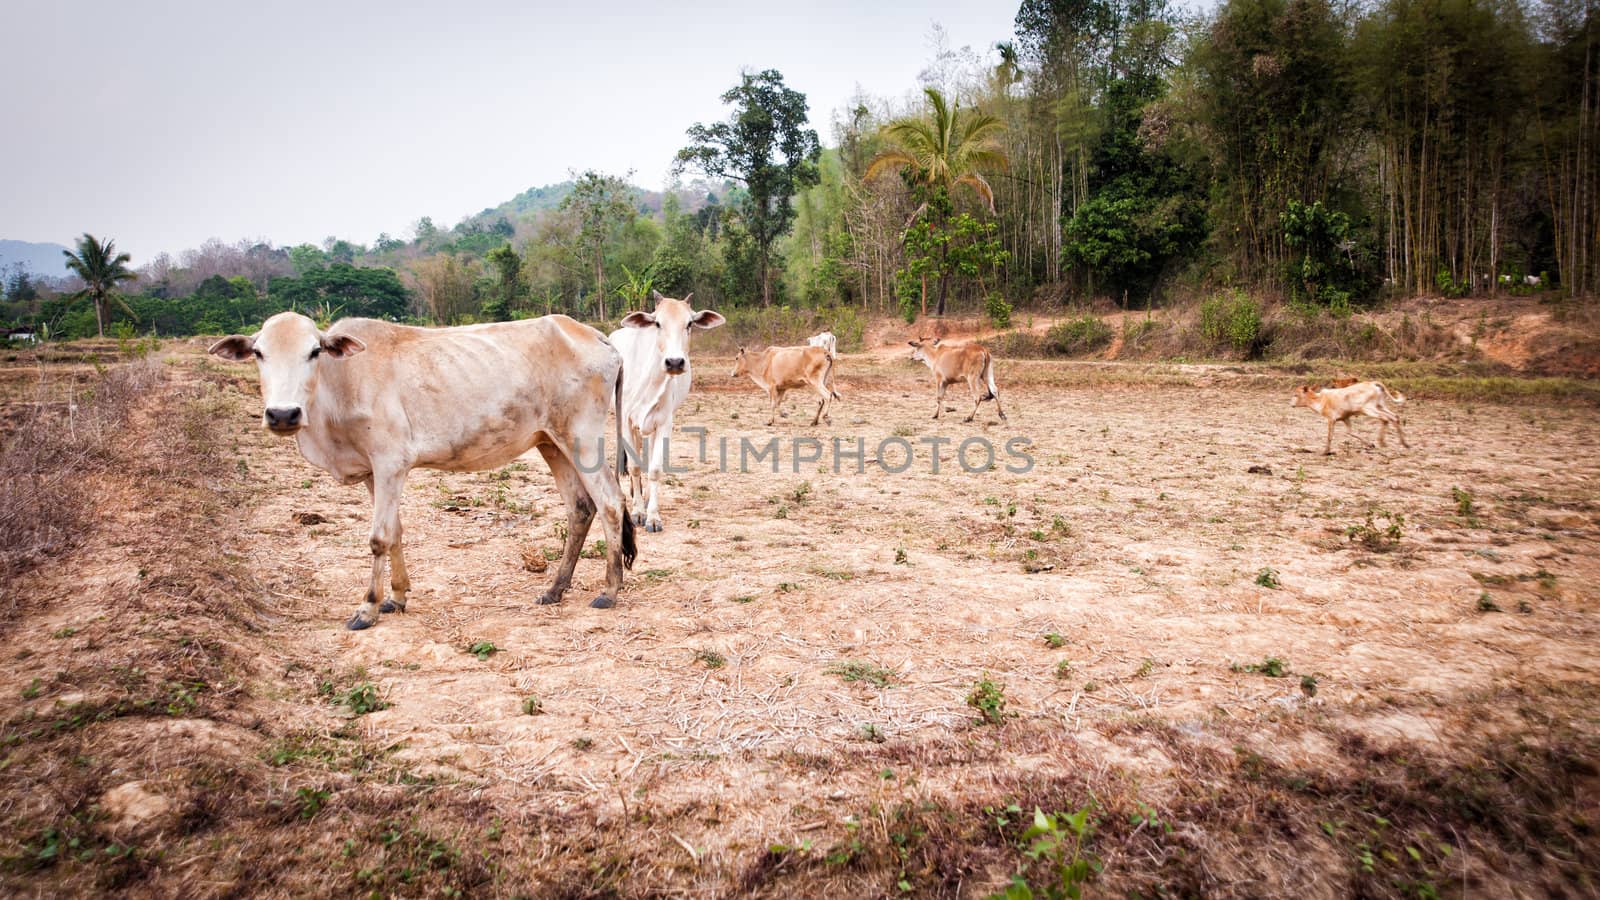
{"left": 907, "top": 340, "right": 920, "bottom": 347}
{"left": 649, "top": 290, "right": 666, "bottom": 303}
{"left": 322, "top": 334, "right": 366, "bottom": 358}
{"left": 209, "top": 335, "right": 255, "bottom": 361}
{"left": 690, "top": 310, "right": 725, "bottom": 331}
{"left": 621, "top": 311, "right": 656, "bottom": 329}
{"left": 682, "top": 292, "right": 694, "bottom": 305}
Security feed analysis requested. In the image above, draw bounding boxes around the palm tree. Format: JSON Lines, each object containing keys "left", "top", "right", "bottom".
{"left": 62, "top": 234, "right": 137, "bottom": 337}
{"left": 866, "top": 88, "right": 1008, "bottom": 316}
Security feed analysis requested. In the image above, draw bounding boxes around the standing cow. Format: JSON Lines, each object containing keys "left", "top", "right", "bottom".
{"left": 610, "top": 292, "right": 726, "bottom": 533}
{"left": 210, "top": 312, "right": 636, "bottom": 629}
{"left": 908, "top": 338, "right": 1007, "bottom": 423}
{"left": 732, "top": 345, "right": 840, "bottom": 426}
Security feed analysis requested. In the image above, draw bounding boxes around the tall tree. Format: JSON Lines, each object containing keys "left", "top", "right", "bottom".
{"left": 61, "top": 233, "right": 137, "bottom": 337}
{"left": 865, "top": 87, "right": 1009, "bottom": 315}
{"left": 676, "top": 69, "right": 822, "bottom": 306}
{"left": 558, "top": 170, "right": 636, "bottom": 320}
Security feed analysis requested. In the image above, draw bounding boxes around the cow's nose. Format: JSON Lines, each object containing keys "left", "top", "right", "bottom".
{"left": 264, "top": 406, "right": 302, "bottom": 430}
{"left": 664, "top": 357, "right": 686, "bottom": 373}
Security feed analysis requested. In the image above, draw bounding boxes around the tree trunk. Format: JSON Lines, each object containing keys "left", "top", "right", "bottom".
{"left": 94, "top": 296, "right": 105, "bottom": 338}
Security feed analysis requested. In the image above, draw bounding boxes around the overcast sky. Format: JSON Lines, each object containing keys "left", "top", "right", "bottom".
{"left": 2, "top": 1, "right": 1021, "bottom": 263}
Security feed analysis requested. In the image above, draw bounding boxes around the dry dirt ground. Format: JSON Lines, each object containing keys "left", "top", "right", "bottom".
{"left": 2, "top": 341, "right": 1598, "bottom": 897}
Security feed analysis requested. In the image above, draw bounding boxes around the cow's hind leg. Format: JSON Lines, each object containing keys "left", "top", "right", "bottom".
{"left": 535, "top": 443, "right": 594, "bottom": 606}
{"left": 571, "top": 445, "right": 634, "bottom": 609}
{"left": 628, "top": 424, "right": 647, "bottom": 526}
{"left": 964, "top": 375, "right": 982, "bottom": 423}
{"left": 381, "top": 540, "right": 410, "bottom": 614}
{"left": 350, "top": 468, "right": 406, "bottom": 630}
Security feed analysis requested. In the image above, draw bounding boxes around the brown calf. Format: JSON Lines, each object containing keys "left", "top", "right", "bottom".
{"left": 1292, "top": 381, "right": 1409, "bottom": 455}
{"left": 732, "top": 345, "right": 840, "bottom": 426}
{"left": 908, "top": 338, "right": 1007, "bottom": 423}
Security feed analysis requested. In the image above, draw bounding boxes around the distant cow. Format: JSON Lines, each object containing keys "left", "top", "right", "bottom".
{"left": 908, "top": 338, "right": 1007, "bottom": 423}
{"left": 610, "top": 291, "right": 725, "bottom": 533}
{"left": 1292, "top": 381, "right": 1409, "bottom": 455}
{"left": 806, "top": 331, "right": 837, "bottom": 357}
{"left": 210, "top": 312, "right": 636, "bottom": 629}
{"left": 732, "top": 345, "right": 839, "bottom": 426}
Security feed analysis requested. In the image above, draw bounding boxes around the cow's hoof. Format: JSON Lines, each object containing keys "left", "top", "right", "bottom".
{"left": 537, "top": 590, "right": 563, "bottom": 605}
{"left": 346, "top": 614, "right": 376, "bottom": 631}
{"left": 379, "top": 599, "right": 405, "bottom": 613}
{"left": 646, "top": 521, "right": 663, "bottom": 533}
{"left": 631, "top": 510, "right": 647, "bottom": 526}
{"left": 590, "top": 594, "right": 616, "bottom": 609}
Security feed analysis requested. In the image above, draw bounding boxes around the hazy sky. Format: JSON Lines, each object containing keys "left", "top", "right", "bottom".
{"left": 3, "top": 1, "right": 1021, "bottom": 263}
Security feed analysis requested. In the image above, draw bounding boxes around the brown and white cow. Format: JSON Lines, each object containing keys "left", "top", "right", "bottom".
{"left": 210, "top": 311, "right": 636, "bottom": 629}
{"left": 731, "top": 345, "right": 839, "bottom": 426}
{"left": 610, "top": 291, "right": 725, "bottom": 533}
{"left": 908, "top": 338, "right": 1007, "bottom": 423}
{"left": 1292, "top": 381, "right": 1409, "bottom": 455}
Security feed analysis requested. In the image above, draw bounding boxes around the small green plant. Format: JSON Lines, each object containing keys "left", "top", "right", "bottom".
{"left": 21, "top": 677, "right": 43, "bottom": 700}
{"left": 1255, "top": 567, "right": 1281, "bottom": 589}
{"left": 826, "top": 660, "right": 897, "bottom": 688}
{"left": 1054, "top": 659, "right": 1072, "bottom": 679}
{"left": 989, "top": 807, "right": 1101, "bottom": 900}
{"left": 1452, "top": 487, "right": 1479, "bottom": 527}
{"left": 296, "top": 786, "right": 331, "bottom": 820}
{"left": 731, "top": 595, "right": 757, "bottom": 604}
{"left": 1234, "top": 657, "right": 1288, "bottom": 677}
{"left": 985, "top": 292, "right": 1014, "bottom": 329}
{"left": 694, "top": 648, "right": 726, "bottom": 669}
{"left": 857, "top": 722, "right": 886, "bottom": 743}
{"left": 339, "top": 681, "right": 388, "bottom": 715}
{"left": 1477, "top": 593, "right": 1501, "bottom": 612}
{"left": 467, "top": 640, "right": 500, "bottom": 661}
{"left": 571, "top": 737, "right": 594, "bottom": 751}
{"left": 894, "top": 547, "right": 909, "bottom": 565}
{"left": 51, "top": 627, "right": 78, "bottom": 639}
{"left": 1300, "top": 674, "right": 1319, "bottom": 696}
{"left": 791, "top": 481, "right": 813, "bottom": 503}
{"left": 1345, "top": 509, "right": 1405, "bottom": 551}
{"left": 1042, "top": 632, "right": 1067, "bottom": 648}
{"left": 521, "top": 696, "right": 543, "bottom": 716}
{"left": 1132, "top": 658, "right": 1156, "bottom": 679}
{"left": 1047, "top": 316, "right": 1114, "bottom": 355}
{"left": 774, "top": 505, "right": 789, "bottom": 519}
{"left": 967, "top": 676, "right": 1010, "bottom": 725}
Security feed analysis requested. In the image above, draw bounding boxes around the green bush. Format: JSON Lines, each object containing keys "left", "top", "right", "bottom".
{"left": 1046, "top": 316, "right": 1114, "bottom": 356}
{"left": 985, "top": 293, "right": 1013, "bottom": 329}
{"left": 1198, "top": 290, "right": 1262, "bottom": 356}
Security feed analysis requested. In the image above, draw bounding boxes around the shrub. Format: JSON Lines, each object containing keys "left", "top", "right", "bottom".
{"left": 1198, "top": 290, "right": 1263, "bottom": 357}
{"left": 1047, "top": 316, "right": 1114, "bottom": 356}
{"left": 985, "top": 292, "right": 1013, "bottom": 329}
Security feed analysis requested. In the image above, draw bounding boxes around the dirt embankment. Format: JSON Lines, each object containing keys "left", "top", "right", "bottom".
{"left": 1, "top": 346, "right": 1597, "bottom": 897}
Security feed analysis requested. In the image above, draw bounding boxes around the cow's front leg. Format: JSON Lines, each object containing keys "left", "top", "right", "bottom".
{"left": 535, "top": 443, "right": 593, "bottom": 605}
{"left": 965, "top": 376, "right": 982, "bottom": 422}
{"left": 1324, "top": 420, "right": 1335, "bottom": 456}
{"left": 644, "top": 426, "right": 669, "bottom": 533}
{"left": 350, "top": 468, "right": 406, "bottom": 630}
{"left": 932, "top": 381, "right": 946, "bottom": 420}
{"left": 767, "top": 389, "right": 781, "bottom": 426}
{"left": 381, "top": 540, "right": 410, "bottom": 614}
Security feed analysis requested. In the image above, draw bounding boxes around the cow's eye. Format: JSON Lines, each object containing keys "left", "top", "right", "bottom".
{"left": 309, "top": 347, "right": 321, "bottom": 360}
{"left": 252, "top": 348, "right": 263, "bottom": 360}
{"left": 653, "top": 321, "right": 661, "bottom": 329}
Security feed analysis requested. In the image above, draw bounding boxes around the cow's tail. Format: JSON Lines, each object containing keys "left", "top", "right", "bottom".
{"left": 982, "top": 354, "right": 998, "bottom": 402}
{"left": 613, "top": 366, "right": 637, "bottom": 570}
{"left": 824, "top": 353, "right": 842, "bottom": 400}
{"left": 1377, "top": 382, "right": 1407, "bottom": 406}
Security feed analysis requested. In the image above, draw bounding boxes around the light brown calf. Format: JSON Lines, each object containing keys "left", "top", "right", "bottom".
{"left": 731, "top": 345, "right": 840, "bottom": 426}
{"left": 1293, "top": 381, "right": 1409, "bottom": 455}
{"left": 908, "top": 338, "right": 1007, "bottom": 423}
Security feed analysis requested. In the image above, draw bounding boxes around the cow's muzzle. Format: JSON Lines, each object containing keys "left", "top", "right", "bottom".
{"left": 264, "top": 406, "right": 303, "bottom": 434}
{"left": 663, "top": 358, "right": 687, "bottom": 375}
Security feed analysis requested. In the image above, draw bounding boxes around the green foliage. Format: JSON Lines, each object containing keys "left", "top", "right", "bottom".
{"left": 1234, "top": 656, "right": 1288, "bottom": 677}
{"left": 985, "top": 292, "right": 1013, "bottom": 329}
{"left": 1283, "top": 200, "right": 1373, "bottom": 308}
{"left": 60, "top": 233, "right": 138, "bottom": 338}
{"left": 1254, "top": 567, "right": 1280, "bottom": 588}
{"left": 467, "top": 641, "right": 499, "bottom": 661}
{"left": 693, "top": 648, "right": 727, "bottom": 669}
{"left": 676, "top": 69, "right": 821, "bottom": 305}
{"left": 1198, "top": 290, "right": 1262, "bottom": 356}
{"left": 826, "top": 660, "right": 898, "bottom": 688}
{"left": 338, "top": 682, "right": 388, "bottom": 715}
{"left": 1345, "top": 509, "right": 1404, "bottom": 551}
{"left": 988, "top": 807, "right": 1101, "bottom": 900}
{"left": 1452, "top": 487, "right": 1479, "bottom": 527}
{"left": 967, "top": 676, "right": 1011, "bottom": 725}
{"left": 1046, "top": 316, "right": 1114, "bottom": 355}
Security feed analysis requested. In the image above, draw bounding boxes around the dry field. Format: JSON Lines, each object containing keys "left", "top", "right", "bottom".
{"left": 1, "top": 339, "right": 1597, "bottom": 898}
